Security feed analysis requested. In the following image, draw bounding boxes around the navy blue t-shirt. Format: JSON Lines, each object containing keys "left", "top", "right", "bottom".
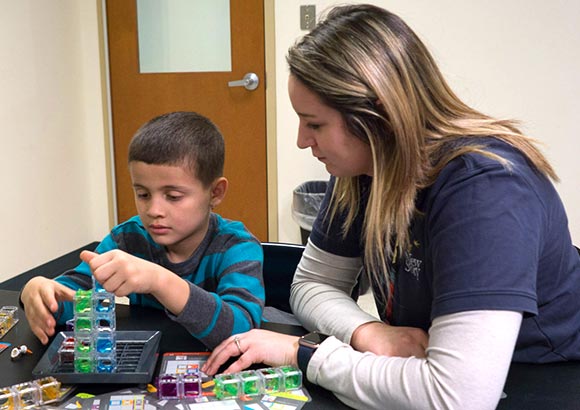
{"left": 310, "top": 138, "right": 580, "bottom": 363}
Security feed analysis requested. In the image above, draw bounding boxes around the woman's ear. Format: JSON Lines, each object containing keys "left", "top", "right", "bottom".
{"left": 210, "top": 177, "right": 228, "bottom": 208}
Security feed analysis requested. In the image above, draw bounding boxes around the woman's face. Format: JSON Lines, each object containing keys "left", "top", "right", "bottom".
{"left": 288, "top": 75, "right": 373, "bottom": 177}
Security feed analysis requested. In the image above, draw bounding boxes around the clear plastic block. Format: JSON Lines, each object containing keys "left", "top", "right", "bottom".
{"left": 96, "top": 333, "right": 116, "bottom": 355}
{"left": 13, "top": 382, "right": 39, "bottom": 410}
{"left": 74, "top": 356, "right": 95, "bottom": 373}
{"left": 257, "top": 367, "right": 283, "bottom": 393}
{"left": 94, "top": 314, "right": 116, "bottom": 332}
{"left": 74, "top": 316, "right": 92, "bottom": 334}
{"left": 0, "top": 306, "right": 18, "bottom": 338}
{"left": 0, "top": 317, "right": 7, "bottom": 338}
{"left": 93, "top": 293, "right": 115, "bottom": 313}
{"left": 214, "top": 373, "right": 242, "bottom": 399}
{"left": 239, "top": 370, "right": 264, "bottom": 396}
{"left": 74, "top": 290, "right": 93, "bottom": 315}
{"left": 277, "top": 366, "right": 303, "bottom": 391}
{"left": 58, "top": 345, "right": 75, "bottom": 366}
{"left": 75, "top": 337, "right": 93, "bottom": 355}
{"left": 182, "top": 373, "right": 202, "bottom": 398}
{"left": 96, "top": 356, "right": 117, "bottom": 373}
{"left": 158, "top": 374, "right": 181, "bottom": 399}
{"left": 0, "top": 306, "right": 17, "bottom": 325}
{"left": 0, "top": 388, "right": 17, "bottom": 410}
{"left": 34, "top": 377, "right": 62, "bottom": 405}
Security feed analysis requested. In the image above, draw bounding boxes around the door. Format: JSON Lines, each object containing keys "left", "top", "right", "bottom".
{"left": 105, "top": 0, "right": 268, "bottom": 240}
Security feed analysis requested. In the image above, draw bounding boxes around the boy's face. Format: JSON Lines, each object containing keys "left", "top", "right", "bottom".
{"left": 129, "top": 161, "right": 221, "bottom": 261}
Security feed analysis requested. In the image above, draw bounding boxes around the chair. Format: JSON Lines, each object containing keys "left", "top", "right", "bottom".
{"left": 262, "top": 242, "right": 305, "bottom": 314}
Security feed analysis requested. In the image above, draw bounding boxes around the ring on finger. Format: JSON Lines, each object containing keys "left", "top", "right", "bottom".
{"left": 233, "top": 335, "right": 243, "bottom": 355}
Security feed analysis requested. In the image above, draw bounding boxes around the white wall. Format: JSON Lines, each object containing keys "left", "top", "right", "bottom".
{"left": 0, "top": 1, "right": 110, "bottom": 282}
{"left": 275, "top": 0, "right": 580, "bottom": 245}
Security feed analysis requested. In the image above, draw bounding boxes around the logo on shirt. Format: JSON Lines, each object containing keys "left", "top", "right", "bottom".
{"left": 404, "top": 240, "right": 422, "bottom": 281}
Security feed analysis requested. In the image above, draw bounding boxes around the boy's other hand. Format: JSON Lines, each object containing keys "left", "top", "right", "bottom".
{"left": 80, "top": 249, "right": 160, "bottom": 297}
{"left": 20, "top": 277, "right": 75, "bottom": 345}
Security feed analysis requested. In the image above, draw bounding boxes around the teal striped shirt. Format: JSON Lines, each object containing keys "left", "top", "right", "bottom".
{"left": 55, "top": 213, "right": 264, "bottom": 349}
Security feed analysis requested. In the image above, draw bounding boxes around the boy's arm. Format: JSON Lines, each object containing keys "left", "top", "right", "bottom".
{"left": 167, "top": 239, "right": 264, "bottom": 349}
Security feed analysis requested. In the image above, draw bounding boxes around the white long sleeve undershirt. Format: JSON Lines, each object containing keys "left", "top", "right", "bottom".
{"left": 290, "top": 241, "right": 522, "bottom": 410}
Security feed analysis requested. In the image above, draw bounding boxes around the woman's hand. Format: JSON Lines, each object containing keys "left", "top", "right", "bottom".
{"left": 20, "top": 276, "right": 76, "bottom": 344}
{"left": 202, "top": 329, "right": 300, "bottom": 376}
{"left": 351, "top": 321, "right": 429, "bottom": 358}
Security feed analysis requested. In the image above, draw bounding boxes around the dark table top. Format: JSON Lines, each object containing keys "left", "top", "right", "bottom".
{"left": 2, "top": 289, "right": 580, "bottom": 409}
{"left": 0, "top": 289, "right": 347, "bottom": 409}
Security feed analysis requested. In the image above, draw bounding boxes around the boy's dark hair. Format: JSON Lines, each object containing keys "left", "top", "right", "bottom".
{"left": 128, "top": 112, "right": 225, "bottom": 187}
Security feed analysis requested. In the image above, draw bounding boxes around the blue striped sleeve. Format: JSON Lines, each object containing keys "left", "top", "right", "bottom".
{"left": 173, "top": 234, "right": 265, "bottom": 349}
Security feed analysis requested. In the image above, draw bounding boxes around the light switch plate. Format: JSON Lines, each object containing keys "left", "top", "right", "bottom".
{"left": 300, "top": 5, "right": 316, "bottom": 31}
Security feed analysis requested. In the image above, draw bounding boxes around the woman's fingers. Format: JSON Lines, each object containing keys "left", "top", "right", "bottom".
{"left": 204, "top": 334, "right": 247, "bottom": 375}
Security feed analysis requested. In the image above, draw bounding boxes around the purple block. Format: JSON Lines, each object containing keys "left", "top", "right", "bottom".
{"left": 182, "top": 373, "right": 201, "bottom": 398}
{"left": 158, "top": 375, "right": 180, "bottom": 399}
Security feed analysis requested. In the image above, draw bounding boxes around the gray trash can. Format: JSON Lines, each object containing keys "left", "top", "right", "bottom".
{"left": 292, "top": 180, "right": 328, "bottom": 245}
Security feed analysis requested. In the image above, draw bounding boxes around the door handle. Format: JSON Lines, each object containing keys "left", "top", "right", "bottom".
{"left": 228, "top": 72, "right": 259, "bottom": 91}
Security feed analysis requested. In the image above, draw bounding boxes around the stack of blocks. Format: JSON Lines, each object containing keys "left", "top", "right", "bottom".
{"left": 213, "top": 366, "right": 303, "bottom": 400}
{"left": 69, "top": 279, "right": 117, "bottom": 373}
{"left": 0, "top": 377, "right": 61, "bottom": 409}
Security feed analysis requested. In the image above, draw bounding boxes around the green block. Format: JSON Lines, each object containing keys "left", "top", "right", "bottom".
{"left": 278, "top": 365, "right": 303, "bottom": 390}
{"left": 74, "top": 357, "right": 94, "bottom": 373}
{"left": 258, "top": 368, "right": 283, "bottom": 393}
{"left": 75, "top": 339, "right": 93, "bottom": 354}
{"left": 240, "top": 370, "right": 263, "bottom": 396}
{"left": 75, "top": 317, "right": 92, "bottom": 331}
{"left": 214, "top": 374, "right": 241, "bottom": 399}
{"left": 74, "top": 290, "right": 93, "bottom": 314}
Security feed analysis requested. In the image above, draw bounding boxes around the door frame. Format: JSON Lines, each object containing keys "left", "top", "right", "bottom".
{"left": 96, "top": 0, "right": 279, "bottom": 240}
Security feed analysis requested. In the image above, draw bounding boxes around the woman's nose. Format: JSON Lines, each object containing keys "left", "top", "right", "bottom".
{"left": 296, "top": 127, "right": 314, "bottom": 150}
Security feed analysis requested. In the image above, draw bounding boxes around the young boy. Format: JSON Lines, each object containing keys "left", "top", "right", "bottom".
{"left": 21, "top": 112, "right": 265, "bottom": 349}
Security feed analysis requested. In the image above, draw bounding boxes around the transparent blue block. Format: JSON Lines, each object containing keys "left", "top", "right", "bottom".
{"left": 96, "top": 337, "right": 115, "bottom": 354}
{"left": 96, "top": 356, "right": 117, "bottom": 373}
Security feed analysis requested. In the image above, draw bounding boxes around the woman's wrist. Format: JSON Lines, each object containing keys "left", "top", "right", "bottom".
{"left": 297, "top": 331, "right": 329, "bottom": 373}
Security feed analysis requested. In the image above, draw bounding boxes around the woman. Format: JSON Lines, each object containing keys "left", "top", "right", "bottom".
{"left": 203, "top": 4, "right": 580, "bottom": 409}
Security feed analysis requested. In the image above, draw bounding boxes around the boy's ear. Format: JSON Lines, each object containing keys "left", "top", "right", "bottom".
{"left": 210, "top": 177, "right": 228, "bottom": 208}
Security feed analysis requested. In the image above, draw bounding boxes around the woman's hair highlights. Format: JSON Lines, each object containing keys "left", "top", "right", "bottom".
{"left": 287, "top": 4, "right": 557, "bottom": 303}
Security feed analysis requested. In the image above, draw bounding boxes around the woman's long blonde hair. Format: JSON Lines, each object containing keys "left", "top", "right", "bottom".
{"left": 287, "top": 4, "right": 557, "bottom": 301}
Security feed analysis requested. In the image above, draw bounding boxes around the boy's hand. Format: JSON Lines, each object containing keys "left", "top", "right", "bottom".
{"left": 20, "top": 277, "right": 75, "bottom": 345}
{"left": 80, "top": 250, "right": 161, "bottom": 297}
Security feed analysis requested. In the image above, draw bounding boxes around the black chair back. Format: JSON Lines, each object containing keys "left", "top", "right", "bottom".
{"left": 262, "top": 242, "right": 305, "bottom": 313}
